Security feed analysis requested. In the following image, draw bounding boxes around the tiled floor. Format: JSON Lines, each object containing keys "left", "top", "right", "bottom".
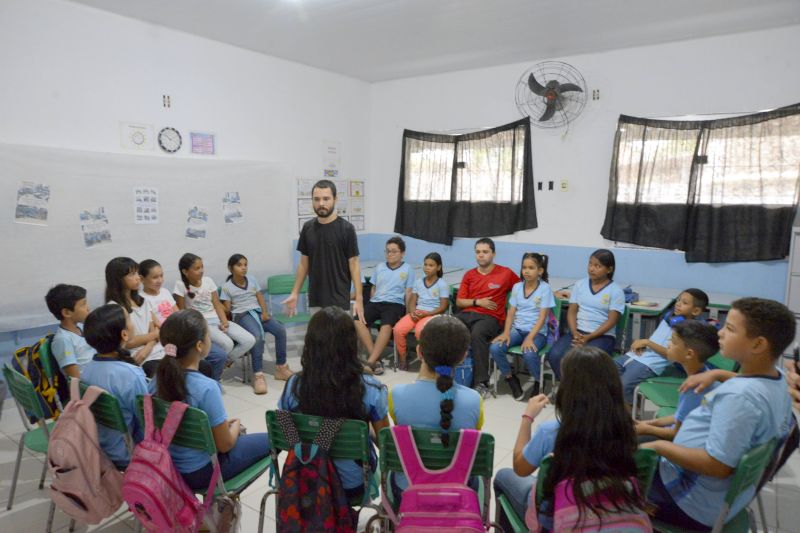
{"left": 1, "top": 325, "right": 799, "bottom": 531}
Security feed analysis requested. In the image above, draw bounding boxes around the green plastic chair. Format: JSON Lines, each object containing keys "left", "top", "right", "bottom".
{"left": 266, "top": 274, "right": 311, "bottom": 325}
{"left": 2, "top": 364, "right": 56, "bottom": 511}
{"left": 135, "top": 396, "right": 271, "bottom": 524}
{"left": 368, "top": 426, "right": 496, "bottom": 532}
{"left": 652, "top": 439, "right": 777, "bottom": 533}
{"left": 258, "top": 410, "right": 379, "bottom": 533}
{"left": 497, "top": 448, "right": 659, "bottom": 532}
{"left": 495, "top": 298, "right": 564, "bottom": 398}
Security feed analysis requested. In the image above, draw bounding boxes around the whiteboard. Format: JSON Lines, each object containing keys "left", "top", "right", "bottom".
{"left": 0, "top": 143, "right": 290, "bottom": 332}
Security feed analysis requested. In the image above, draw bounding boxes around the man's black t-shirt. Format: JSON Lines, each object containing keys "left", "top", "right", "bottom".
{"left": 296, "top": 217, "right": 359, "bottom": 309}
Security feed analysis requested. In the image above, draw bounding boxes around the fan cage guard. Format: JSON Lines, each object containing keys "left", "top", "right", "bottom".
{"left": 515, "top": 61, "right": 587, "bottom": 129}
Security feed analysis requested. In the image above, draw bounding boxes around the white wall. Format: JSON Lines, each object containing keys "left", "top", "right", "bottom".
{"left": 0, "top": 0, "right": 370, "bottom": 281}
{"left": 367, "top": 25, "right": 800, "bottom": 247}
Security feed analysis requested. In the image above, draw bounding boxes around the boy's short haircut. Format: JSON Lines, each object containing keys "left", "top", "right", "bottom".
{"left": 672, "top": 320, "right": 720, "bottom": 362}
{"left": 386, "top": 235, "right": 406, "bottom": 252}
{"left": 475, "top": 237, "right": 495, "bottom": 253}
{"left": 312, "top": 179, "right": 337, "bottom": 198}
{"left": 731, "top": 298, "right": 796, "bottom": 359}
{"left": 45, "top": 284, "right": 87, "bottom": 321}
{"left": 683, "top": 288, "right": 709, "bottom": 311}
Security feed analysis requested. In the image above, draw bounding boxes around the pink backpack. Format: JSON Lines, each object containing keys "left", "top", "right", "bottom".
{"left": 383, "top": 426, "right": 486, "bottom": 532}
{"left": 47, "top": 378, "right": 124, "bottom": 524}
{"left": 122, "top": 395, "right": 220, "bottom": 533}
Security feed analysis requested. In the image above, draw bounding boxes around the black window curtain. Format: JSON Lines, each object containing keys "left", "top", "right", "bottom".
{"left": 601, "top": 103, "right": 800, "bottom": 262}
{"left": 394, "top": 118, "right": 537, "bottom": 245}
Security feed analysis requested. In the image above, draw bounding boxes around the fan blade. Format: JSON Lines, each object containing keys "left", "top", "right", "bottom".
{"left": 527, "top": 73, "right": 547, "bottom": 96}
{"left": 539, "top": 102, "right": 556, "bottom": 122}
{"left": 558, "top": 83, "right": 583, "bottom": 93}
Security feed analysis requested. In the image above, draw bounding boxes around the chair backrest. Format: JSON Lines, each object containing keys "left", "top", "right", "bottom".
{"left": 723, "top": 438, "right": 776, "bottom": 507}
{"left": 378, "top": 426, "right": 494, "bottom": 480}
{"left": 79, "top": 382, "right": 128, "bottom": 433}
{"left": 135, "top": 395, "right": 216, "bottom": 454}
{"left": 707, "top": 352, "right": 738, "bottom": 372}
{"left": 265, "top": 410, "right": 370, "bottom": 462}
{"left": 615, "top": 304, "right": 630, "bottom": 352}
{"left": 267, "top": 274, "right": 308, "bottom": 295}
{"left": 2, "top": 363, "right": 46, "bottom": 421}
{"left": 535, "top": 448, "right": 659, "bottom": 505}
{"left": 36, "top": 336, "right": 57, "bottom": 383}
{"left": 551, "top": 296, "right": 563, "bottom": 324}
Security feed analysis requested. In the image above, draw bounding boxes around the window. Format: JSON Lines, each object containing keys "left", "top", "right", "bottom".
{"left": 395, "top": 118, "right": 536, "bottom": 245}
{"left": 602, "top": 104, "right": 800, "bottom": 262}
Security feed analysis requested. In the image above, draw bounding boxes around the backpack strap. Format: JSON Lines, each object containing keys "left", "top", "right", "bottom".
{"left": 159, "top": 398, "right": 190, "bottom": 447}
{"left": 391, "top": 426, "right": 481, "bottom": 486}
{"left": 69, "top": 377, "right": 105, "bottom": 407}
{"left": 276, "top": 410, "right": 300, "bottom": 447}
{"left": 312, "top": 417, "right": 344, "bottom": 452}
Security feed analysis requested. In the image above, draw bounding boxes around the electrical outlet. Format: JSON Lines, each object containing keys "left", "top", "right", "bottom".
{"left": 162, "top": 94, "right": 172, "bottom": 108}
{"left": 537, "top": 181, "right": 543, "bottom": 191}
{"left": 548, "top": 181, "right": 554, "bottom": 191}
{"left": 592, "top": 89, "right": 600, "bottom": 101}
{"left": 561, "top": 180, "right": 569, "bottom": 192}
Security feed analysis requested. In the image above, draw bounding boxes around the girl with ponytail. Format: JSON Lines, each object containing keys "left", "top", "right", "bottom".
{"left": 388, "top": 315, "right": 483, "bottom": 501}
{"left": 82, "top": 304, "right": 148, "bottom": 469}
{"left": 151, "top": 309, "right": 271, "bottom": 490}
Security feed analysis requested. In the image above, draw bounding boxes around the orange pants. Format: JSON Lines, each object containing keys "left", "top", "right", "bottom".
{"left": 393, "top": 314, "right": 437, "bottom": 360}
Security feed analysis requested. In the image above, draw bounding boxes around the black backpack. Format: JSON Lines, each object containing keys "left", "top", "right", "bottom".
{"left": 11, "top": 334, "right": 67, "bottom": 422}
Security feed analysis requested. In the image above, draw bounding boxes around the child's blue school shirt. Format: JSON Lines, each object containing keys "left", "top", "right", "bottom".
{"left": 413, "top": 277, "right": 449, "bottom": 312}
{"left": 81, "top": 357, "right": 148, "bottom": 467}
{"left": 148, "top": 370, "right": 227, "bottom": 473}
{"left": 51, "top": 326, "right": 97, "bottom": 370}
{"left": 509, "top": 281, "right": 555, "bottom": 332}
{"left": 570, "top": 278, "right": 626, "bottom": 337}
{"left": 522, "top": 420, "right": 560, "bottom": 467}
{"left": 659, "top": 372, "right": 793, "bottom": 526}
{"left": 388, "top": 379, "right": 483, "bottom": 490}
{"left": 278, "top": 373, "right": 388, "bottom": 489}
{"left": 624, "top": 319, "right": 673, "bottom": 374}
{"left": 673, "top": 366, "right": 719, "bottom": 424}
{"left": 370, "top": 262, "right": 415, "bottom": 306}
{"left": 220, "top": 275, "right": 262, "bottom": 316}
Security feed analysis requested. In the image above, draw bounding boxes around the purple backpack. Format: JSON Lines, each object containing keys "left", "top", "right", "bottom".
{"left": 122, "top": 395, "right": 220, "bottom": 533}
{"left": 383, "top": 426, "right": 486, "bottom": 532}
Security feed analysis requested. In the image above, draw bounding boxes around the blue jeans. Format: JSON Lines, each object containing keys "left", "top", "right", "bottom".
{"left": 490, "top": 330, "right": 547, "bottom": 380}
{"left": 614, "top": 355, "right": 656, "bottom": 405}
{"left": 234, "top": 311, "right": 288, "bottom": 372}
{"left": 546, "top": 331, "right": 615, "bottom": 379}
{"left": 648, "top": 470, "right": 710, "bottom": 531}
{"left": 204, "top": 342, "right": 229, "bottom": 381}
{"left": 181, "top": 432, "right": 271, "bottom": 491}
{"left": 493, "top": 467, "right": 535, "bottom": 523}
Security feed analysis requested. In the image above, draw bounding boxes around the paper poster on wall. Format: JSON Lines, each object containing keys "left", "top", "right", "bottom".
{"left": 334, "top": 180, "right": 347, "bottom": 198}
{"left": 15, "top": 181, "right": 50, "bottom": 225}
{"left": 322, "top": 140, "right": 341, "bottom": 175}
{"left": 222, "top": 191, "right": 244, "bottom": 224}
{"left": 185, "top": 206, "right": 209, "bottom": 239}
{"left": 120, "top": 122, "right": 154, "bottom": 151}
{"left": 297, "top": 198, "right": 314, "bottom": 217}
{"left": 134, "top": 186, "right": 159, "bottom": 224}
{"left": 298, "top": 216, "right": 314, "bottom": 233}
{"left": 350, "top": 215, "right": 365, "bottom": 231}
{"left": 336, "top": 196, "right": 349, "bottom": 216}
{"left": 349, "top": 180, "right": 364, "bottom": 198}
{"left": 190, "top": 132, "right": 216, "bottom": 155}
{"left": 80, "top": 207, "right": 112, "bottom": 248}
{"left": 297, "top": 178, "right": 315, "bottom": 197}
{"left": 349, "top": 197, "right": 364, "bottom": 216}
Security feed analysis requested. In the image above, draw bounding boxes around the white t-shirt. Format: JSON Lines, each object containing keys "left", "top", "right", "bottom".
{"left": 174, "top": 277, "right": 219, "bottom": 322}
{"left": 107, "top": 299, "right": 165, "bottom": 362}
{"left": 139, "top": 288, "right": 177, "bottom": 325}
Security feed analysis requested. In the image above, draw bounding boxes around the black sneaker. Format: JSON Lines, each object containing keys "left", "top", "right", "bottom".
{"left": 531, "top": 380, "right": 540, "bottom": 397}
{"left": 505, "top": 374, "right": 524, "bottom": 401}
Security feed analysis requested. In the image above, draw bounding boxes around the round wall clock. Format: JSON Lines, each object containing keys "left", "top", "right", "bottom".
{"left": 158, "top": 127, "right": 182, "bottom": 153}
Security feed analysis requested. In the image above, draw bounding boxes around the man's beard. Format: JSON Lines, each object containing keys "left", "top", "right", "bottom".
{"left": 314, "top": 206, "right": 332, "bottom": 217}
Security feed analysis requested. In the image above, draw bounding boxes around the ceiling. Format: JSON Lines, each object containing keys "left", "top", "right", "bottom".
{"left": 68, "top": 0, "right": 800, "bottom": 82}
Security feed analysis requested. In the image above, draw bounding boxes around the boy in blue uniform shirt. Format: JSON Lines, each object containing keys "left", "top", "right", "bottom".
{"left": 635, "top": 320, "right": 719, "bottom": 442}
{"left": 45, "top": 284, "right": 97, "bottom": 378}
{"left": 644, "top": 298, "right": 795, "bottom": 530}
{"left": 356, "top": 236, "right": 415, "bottom": 375}
{"left": 616, "top": 288, "right": 708, "bottom": 406}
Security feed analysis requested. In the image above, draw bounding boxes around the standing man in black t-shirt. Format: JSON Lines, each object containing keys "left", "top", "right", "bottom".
{"left": 283, "top": 180, "right": 366, "bottom": 323}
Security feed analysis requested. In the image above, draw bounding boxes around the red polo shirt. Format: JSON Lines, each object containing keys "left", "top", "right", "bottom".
{"left": 457, "top": 264, "right": 520, "bottom": 324}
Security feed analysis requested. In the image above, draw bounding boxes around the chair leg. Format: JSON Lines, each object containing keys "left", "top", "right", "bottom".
{"left": 7, "top": 434, "right": 25, "bottom": 510}
{"left": 258, "top": 490, "right": 276, "bottom": 533}
{"left": 38, "top": 454, "right": 49, "bottom": 489}
{"left": 46, "top": 500, "right": 56, "bottom": 533}
{"left": 757, "top": 492, "right": 768, "bottom": 532}
{"left": 69, "top": 518, "right": 76, "bottom": 532}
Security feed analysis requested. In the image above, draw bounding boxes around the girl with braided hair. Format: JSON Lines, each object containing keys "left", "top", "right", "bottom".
{"left": 388, "top": 315, "right": 484, "bottom": 502}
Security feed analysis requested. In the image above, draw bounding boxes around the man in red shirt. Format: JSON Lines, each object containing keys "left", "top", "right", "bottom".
{"left": 455, "top": 238, "right": 520, "bottom": 398}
